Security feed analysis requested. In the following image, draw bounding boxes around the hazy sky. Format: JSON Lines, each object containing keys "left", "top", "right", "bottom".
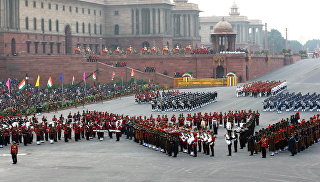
{"left": 187, "top": 0, "right": 319, "bottom": 44}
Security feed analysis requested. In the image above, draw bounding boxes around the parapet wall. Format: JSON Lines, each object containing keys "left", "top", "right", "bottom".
{"left": 0, "top": 54, "right": 301, "bottom": 87}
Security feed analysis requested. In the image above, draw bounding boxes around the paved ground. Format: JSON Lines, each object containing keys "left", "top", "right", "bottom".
{"left": 1, "top": 58, "right": 320, "bottom": 182}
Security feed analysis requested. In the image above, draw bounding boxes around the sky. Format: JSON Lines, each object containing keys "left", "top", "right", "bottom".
{"left": 187, "top": 0, "right": 320, "bottom": 44}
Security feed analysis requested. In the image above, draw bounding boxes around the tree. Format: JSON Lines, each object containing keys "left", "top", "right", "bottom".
{"left": 265, "top": 29, "right": 285, "bottom": 54}
{"left": 304, "top": 39, "right": 320, "bottom": 51}
{"left": 288, "top": 40, "right": 303, "bottom": 53}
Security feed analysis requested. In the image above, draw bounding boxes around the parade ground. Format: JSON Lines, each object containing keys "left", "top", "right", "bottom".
{"left": 1, "top": 58, "right": 320, "bottom": 182}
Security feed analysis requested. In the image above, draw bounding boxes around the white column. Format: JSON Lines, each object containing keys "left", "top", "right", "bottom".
{"left": 155, "top": 9, "right": 159, "bottom": 35}
{"left": 149, "top": 8, "right": 153, "bottom": 35}
{"left": 139, "top": 9, "right": 142, "bottom": 35}
{"left": 132, "top": 9, "right": 136, "bottom": 35}
{"left": 159, "top": 9, "right": 165, "bottom": 34}
{"left": 179, "top": 15, "right": 183, "bottom": 36}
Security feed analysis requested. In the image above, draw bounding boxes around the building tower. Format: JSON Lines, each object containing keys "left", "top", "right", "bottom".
{"left": 211, "top": 18, "right": 237, "bottom": 53}
{"left": 229, "top": 1, "right": 240, "bottom": 16}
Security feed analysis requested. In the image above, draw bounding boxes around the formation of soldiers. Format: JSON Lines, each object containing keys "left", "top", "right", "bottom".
{"left": 263, "top": 92, "right": 320, "bottom": 113}
{"left": 151, "top": 92, "right": 218, "bottom": 112}
{"left": 236, "top": 81, "right": 287, "bottom": 97}
{"left": 247, "top": 113, "right": 320, "bottom": 157}
{"left": 135, "top": 90, "right": 179, "bottom": 104}
{"left": 0, "top": 111, "right": 126, "bottom": 148}
{"left": 0, "top": 109, "right": 260, "bottom": 158}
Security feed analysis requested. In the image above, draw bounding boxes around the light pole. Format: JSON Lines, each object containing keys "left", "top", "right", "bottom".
{"left": 25, "top": 73, "right": 29, "bottom": 115}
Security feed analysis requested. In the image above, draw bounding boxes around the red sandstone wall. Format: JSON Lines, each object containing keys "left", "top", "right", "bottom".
{"left": 0, "top": 53, "right": 301, "bottom": 87}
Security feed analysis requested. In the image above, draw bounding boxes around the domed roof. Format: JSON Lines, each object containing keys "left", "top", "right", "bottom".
{"left": 213, "top": 19, "right": 235, "bottom": 34}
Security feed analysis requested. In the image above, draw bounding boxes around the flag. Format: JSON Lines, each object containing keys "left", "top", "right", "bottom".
{"left": 92, "top": 72, "right": 97, "bottom": 81}
{"left": 131, "top": 69, "right": 134, "bottom": 77}
{"left": 35, "top": 75, "right": 40, "bottom": 87}
{"left": 59, "top": 74, "right": 63, "bottom": 83}
{"left": 18, "top": 79, "right": 26, "bottom": 90}
{"left": 47, "top": 77, "right": 53, "bottom": 88}
{"left": 83, "top": 72, "right": 86, "bottom": 82}
{"left": 111, "top": 71, "right": 115, "bottom": 80}
{"left": 72, "top": 76, "right": 75, "bottom": 85}
{"left": 6, "top": 78, "right": 10, "bottom": 91}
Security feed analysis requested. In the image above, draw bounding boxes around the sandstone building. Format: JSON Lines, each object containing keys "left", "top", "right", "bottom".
{"left": 0, "top": 0, "right": 201, "bottom": 56}
{"left": 200, "top": 2, "right": 264, "bottom": 51}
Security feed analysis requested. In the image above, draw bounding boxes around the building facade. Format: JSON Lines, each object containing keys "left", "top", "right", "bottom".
{"left": 200, "top": 3, "right": 264, "bottom": 51}
{"left": 0, "top": 0, "right": 201, "bottom": 56}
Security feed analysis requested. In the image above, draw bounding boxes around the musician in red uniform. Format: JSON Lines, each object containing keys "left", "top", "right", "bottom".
{"left": 10, "top": 141, "right": 18, "bottom": 164}
{"left": 258, "top": 134, "right": 269, "bottom": 158}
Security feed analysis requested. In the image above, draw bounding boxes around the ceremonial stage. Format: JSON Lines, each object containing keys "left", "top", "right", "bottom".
{"left": 1, "top": 58, "right": 320, "bottom": 182}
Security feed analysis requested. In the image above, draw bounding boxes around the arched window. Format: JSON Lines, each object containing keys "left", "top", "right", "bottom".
{"left": 41, "top": 18, "right": 44, "bottom": 32}
{"left": 25, "top": 17, "right": 29, "bottom": 30}
{"left": 82, "top": 23, "right": 85, "bottom": 33}
{"left": 114, "top": 24, "right": 119, "bottom": 35}
{"left": 88, "top": 23, "right": 91, "bottom": 34}
{"left": 33, "top": 18, "right": 37, "bottom": 30}
{"left": 56, "top": 20, "right": 59, "bottom": 32}
{"left": 48, "top": 19, "right": 52, "bottom": 31}
{"left": 76, "top": 22, "right": 79, "bottom": 33}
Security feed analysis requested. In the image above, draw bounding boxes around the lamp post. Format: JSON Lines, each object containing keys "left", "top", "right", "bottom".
{"left": 25, "top": 74, "right": 29, "bottom": 115}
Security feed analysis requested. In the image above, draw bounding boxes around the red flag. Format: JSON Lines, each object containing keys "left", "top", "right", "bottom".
{"left": 119, "top": 69, "right": 124, "bottom": 77}
{"left": 111, "top": 71, "right": 115, "bottom": 80}
{"left": 83, "top": 72, "right": 86, "bottom": 82}
{"left": 6, "top": 78, "right": 10, "bottom": 91}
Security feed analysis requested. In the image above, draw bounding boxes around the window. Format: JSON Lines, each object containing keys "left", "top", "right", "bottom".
{"left": 76, "top": 7, "right": 78, "bottom": 13}
{"left": 57, "top": 43, "right": 61, "bottom": 54}
{"left": 33, "top": 1, "right": 36, "bottom": 8}
{"left": 41, "top": 18, "right": 44, "bottom": 32}
{"left": 100, "top": 10, "right": 102, "bottom": 16}
{"left": 48, "top": 3, "right": 51, "bottom": 9}
{"left": 114, "top": 11, "right": 119, "bottom": 16}
{"left": 69, "top": 6, "right": 72, "bottom": 12}
{"left": 25, "top": 17, "right": 29, "bottom": 30}
{"left": 88, "top": 23, "right": 91, "bottom": 34}
{"left": 42, "top": 42, "right": 46, "bottom": 54}
{"left": 50, "top": 43, "right": 54, "bottom": 54}
{"left": 82, "top": 23, "right": 85, "bottom": 33}
{"left": 210, "top": 26, "right": 213, "bottom": 30}
{"left": 94, "top": 24, "right": 97, "bottom": 34}
{"left": 41, "top": 2, "right": 44, "bottom": 8}
{"left": 34, "top": 42, "right": 39, "bottom": 54}
{"left": 56, "top": 20, "right": 59, "bottom": 32}
{"left": 82, "top": 8, "right": 84, "bottom": 14}
{"left": 100, "top": 24, "right": 102, "bottom": 35}
{"left": 76, "top": 22, "right": 79, "bottom": 33}
{"left": 48, "top": 19, "right": 52, "bottom": 31}
{"left": 26, "top": 41, "right": 31, "bottom": 53}
{"left": 62, "top": 5, "right": 65, "bottom": 11}
{"left": 56, "top": 4, "right": 58, "bottom": 10}
{"left": 25, "top": 0, "right": 28, "bottom": 7}
{"left": 88, "top": 9, "right": 90, "bottom": 14}
{"left": 114, "top": 24, "right": 119, "bottom": 35}
{"left": 33, "top": 18, "right": 37, "bottom": 30}
{"left": 94, "top": 10, "right": 96, "bottom": 16}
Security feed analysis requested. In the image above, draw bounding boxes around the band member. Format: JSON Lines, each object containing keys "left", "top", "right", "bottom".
{"left": 115, "top": 120, "right": 122, "bottom": 141}
{"left": 11, "top": 141, "right": 18, "bottom": 164}
{"left": 63, "top": 124, "right": 69, "bottom": 142}
{"left": 225, "top": 131, "right": 232, "bottom": 156}
{"left": 258, "top": 134, "right": 269, "bottom": 158}
{"left": 233, "top": 130, "right": 238, "bottom": 153}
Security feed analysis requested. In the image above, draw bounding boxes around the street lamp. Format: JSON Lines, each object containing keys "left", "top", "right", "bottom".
{"left": 25, "top": 74, "right": 29, "bottom": 114}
